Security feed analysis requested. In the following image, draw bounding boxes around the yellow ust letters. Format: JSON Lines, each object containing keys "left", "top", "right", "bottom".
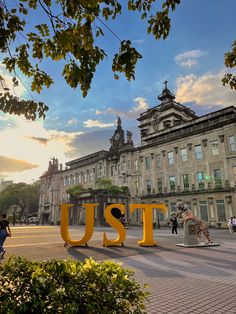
{"left": 60, "top": 203, "right": 167, "bottom": 247}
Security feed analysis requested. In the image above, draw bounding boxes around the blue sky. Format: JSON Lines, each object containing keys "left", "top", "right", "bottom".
{"left": 0, "top": 0, "right": 235, "bottom": 183}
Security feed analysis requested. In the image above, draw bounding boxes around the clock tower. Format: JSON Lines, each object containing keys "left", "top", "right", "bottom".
{"left": 109, "top": 116, "right": 125, "bottom": 151}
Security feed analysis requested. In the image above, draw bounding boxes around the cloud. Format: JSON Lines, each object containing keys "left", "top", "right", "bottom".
{"left": 133, "top": 39, "right": 145, "bottom": 45}
{"left": 0, "top": 65, "right": 26, "bottom": 97}
{"left": 66, "top": 117, "right": 78, "bottom": 126}
{"left": 27, "top": 136, "right": 49, "bottom": 145}
{"left": 70, "top": 129, "right": 113, "bottom": 157}
{"left": 175, "top": 49, "right": 208, "bottom": 68}
{"left": 133, "top": 97, "right": 149, "bottom": 112}
{"left": 178, "top": 59, "right": 197, "bottom": 68}
{"left": 105, "top": 97, "right": 149, "bottom": 119}
{"left": 83, "top": 119, "right": 115, "bottom": 128}
{"left": 175, "top": 70, "right": 236, "bottom": 107}
{"left": 0, "top": 155, "right": 38, "bottom": 173}
{"left": 95, "top": 110, "right": 102, "bottom": 115}
{"left": 0, "top": 115, "right": 84, "bottom": 182}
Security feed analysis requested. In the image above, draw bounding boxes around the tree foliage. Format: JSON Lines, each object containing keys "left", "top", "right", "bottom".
{"left": 0, "top": 256, "right": 148, "bottom": 313}
{"left": 0, "top": 0, "right": 235, "bottom": 120}
{"left": 222, "top": 40, "right": 236, "bottom": 90}
{"left": 0, "top": 0, "right": 181, "bottom": 120}
{"left": 66, "top": 184, "right": 85, "bottom": 197}
{"left": 96, "top": 178, "right": 113, "bottom": 189}
{"left": 0, "top": 181, "right": 40, "bottom": 217}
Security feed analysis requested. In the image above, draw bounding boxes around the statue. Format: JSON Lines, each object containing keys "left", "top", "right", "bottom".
{"left": 126, "top": 130, "right": 133, "bottom": 143}
{"left": 175, "top": 202, "right": 212, "bottom": 244}
{"left": 152, "top": 113, "right": 159, "bottom": 130}
{"left": 117, "top": 115, "right": 121, "bottom": 126}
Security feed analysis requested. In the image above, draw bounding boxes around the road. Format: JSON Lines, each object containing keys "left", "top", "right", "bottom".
{"left": 1, "top": 226, "right": 236, "bottom": 313}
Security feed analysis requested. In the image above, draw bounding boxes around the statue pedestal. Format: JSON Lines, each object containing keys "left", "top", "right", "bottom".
{"left": 176, "top": 219, "right": 220, "bottom": 247}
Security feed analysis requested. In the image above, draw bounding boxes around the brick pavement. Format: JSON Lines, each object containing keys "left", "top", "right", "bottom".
{"left": 2, "top": 226, "right": 236, "bottom": 313}
{"left": 119, "top": 242, "right": 236, "bottom": 313}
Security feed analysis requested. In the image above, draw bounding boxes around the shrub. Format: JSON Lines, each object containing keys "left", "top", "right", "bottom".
{"left": 0, "top": 256, "right": 148, "bottom": 313}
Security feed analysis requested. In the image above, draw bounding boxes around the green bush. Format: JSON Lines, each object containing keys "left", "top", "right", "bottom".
{"left": 0, "top": 256, "right": 148, "bottom": 313}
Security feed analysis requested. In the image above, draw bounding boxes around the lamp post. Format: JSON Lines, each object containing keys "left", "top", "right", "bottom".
{"left": 157, "top": 209, "right": 161, "bottom": 229}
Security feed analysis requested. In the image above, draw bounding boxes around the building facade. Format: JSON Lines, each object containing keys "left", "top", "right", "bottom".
{"left": 0, "top": 179, "right": 13, "bottom": 192}
{"left": 38, "top": 85, "right": 236, "bottom": 227}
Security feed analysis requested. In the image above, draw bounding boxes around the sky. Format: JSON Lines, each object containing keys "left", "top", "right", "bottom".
{"left": 0, "top": 0, "right": 236, "bottom": 184}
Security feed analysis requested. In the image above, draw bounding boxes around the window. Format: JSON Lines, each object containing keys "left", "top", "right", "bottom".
{"left": 146, "top": 180, "right": 152, "bottom": 194}
{"left": 90, "top": 171, "right": 93, "bottom": 181}
{"left": 99, "top": 164, "right": 103, "bottom": 176}
{"left": 199, "top": 201, "right": 208, "bottom": 221}
{"left": 122, "top": 161, "right": 126, "bottom": 172}
{"left": 156, "top": 154, "right": 161, "bottom": 168}
{"left": 180, "top": 148, "right": 188, "bottom": 161}
{"left": 213, "top": 169, "right": 222, "bottom": 187}
{"left": 170, "top": 202, "right": 176, "bottom": 214}
{"left": 234, "top": 166, "right": 236, "bottom": 183}
{"left": 84, "top": 173, "right": 87, "bottom": 182}
{"left": 197, "top": 172, "right": 205, "bottom": 189}
{"left": 169, "top": 176, "right": 176, "bottom": 192}
{"left": 145, "top": 157, "right": 151, "bottom": 169}
{"left": 216, "top": 200, "right": 226, "bottom": 221}
{"left": 182, "top": 174, "right": 190, "bottom": 190}
{"left": 195, "top": 145, "right": 202, "bottom": 160}
{"left": 111, "top": 166, "right": 114, "bottom": 176}
{"left": 158, "top": 211, "right": 165, "bottom": 222}
{"left": 118, "top": 164, "right": 120, "bottom": 174}
{"left": 134, "top": 160, "right": 138, "bottom": 171}
{"left": 63, "top": 178, "right": 67, "bottom": 186}
{"left": 185, "top": 202, "right": 191, "bottom": 210}
{"left": 73, "top": 175, "right": 76, "bottom": 185}
{"left": 128, "top": 160, "right": 131, "bottom": 170}
{"left": 211, "top": 140, "right": 219, "bottom": 156}
{"left": 168, "top": 152, "right": 174, "bottom": 165}
{"left": 157, "top": 178, "right": 163, "bottom": 193}
{"left": 229, "top": 135, "right": 236, "bottom": 152}
{"left": 78, "top": 174, "right": 81, "bottom": 183}
{"left": 68, "top": 177, "right": 71, "bottom": 186}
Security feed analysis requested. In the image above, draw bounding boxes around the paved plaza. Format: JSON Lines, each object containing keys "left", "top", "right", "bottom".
{"left": 1, "top": 226, "right": 236, "bottom": 313}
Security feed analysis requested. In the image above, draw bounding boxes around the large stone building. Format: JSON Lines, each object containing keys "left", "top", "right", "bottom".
{"left": 0, "top": 179, "right": 13, "bottom": 192}
{"left": 38, "top": 84, "right": 236, "bottom": 227}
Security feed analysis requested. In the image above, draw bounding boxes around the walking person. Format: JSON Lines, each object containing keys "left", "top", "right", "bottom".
{"left": 227, "top": 217, "right": 233, "bottom": 233}
{"left": 232, "top": 216, "right": 236, "bottom": 233}
{"left": 0, "top": 213, "right": 11, "bottom": 259}
{"left": 170, "top": 213, "right": 178, "bottom": 235}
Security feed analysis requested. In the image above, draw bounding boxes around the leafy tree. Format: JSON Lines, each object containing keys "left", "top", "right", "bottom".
{"left": 96, "top": 178, "right": 112, "bottom": 189}
{"left": 0, "top": 181, "right": 40, "bottom": 218}
{"left": 0, "top": 0, "right": 235, "bottom": 120}
{"left": 223, "top": 40, "right": 236, "bottom": 91}
{"left": 66, "top": 184, "right": 85, "bottom": 197}
{"left": 96, "top": 179, "right": 129, "bottom": 194}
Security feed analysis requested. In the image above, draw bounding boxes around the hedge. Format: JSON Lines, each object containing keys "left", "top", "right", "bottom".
{"left": 0, "top": 256, "right": 148, "bottom": 313}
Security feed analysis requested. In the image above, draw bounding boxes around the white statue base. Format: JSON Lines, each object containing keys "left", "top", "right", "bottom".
{"left": 176, "top": 219, "right": 220, "bottom": 247}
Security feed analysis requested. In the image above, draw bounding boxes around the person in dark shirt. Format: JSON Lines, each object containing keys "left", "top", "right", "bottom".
{"left": 0, "top": 213, "right": 11, "bottom": 259}
{"left": 170, "top": 214, "right": 178, "bottom": 235}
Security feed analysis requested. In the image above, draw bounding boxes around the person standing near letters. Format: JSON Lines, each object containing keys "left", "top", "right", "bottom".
{"left": 170, "top": 214, "right": 178, "bottom": 235}
{"left": 232, "top": 216, "right": 236, "bottom": 233}
{"left": 0, "top": 213, "right": 11, "bottom": 259}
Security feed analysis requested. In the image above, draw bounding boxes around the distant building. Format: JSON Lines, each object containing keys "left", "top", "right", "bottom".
{"left": 38, "top": 84, "right": 236, "bottom": 226}
{"left": 0, "top": 179, "right": 13, "bottom": 192}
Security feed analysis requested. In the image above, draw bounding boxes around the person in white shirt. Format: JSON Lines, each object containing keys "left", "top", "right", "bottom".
{"left": 228, "top": 217, "right": 233, "bottom": 233}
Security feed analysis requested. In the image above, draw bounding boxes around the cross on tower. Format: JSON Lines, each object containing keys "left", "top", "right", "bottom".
{"left": 164, "top": 80, "right": 168, "bottom": 89}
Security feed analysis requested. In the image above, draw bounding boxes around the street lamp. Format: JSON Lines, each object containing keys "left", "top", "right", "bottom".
{"left": 157, "top": 210, "right": 161, "bottom": 229}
